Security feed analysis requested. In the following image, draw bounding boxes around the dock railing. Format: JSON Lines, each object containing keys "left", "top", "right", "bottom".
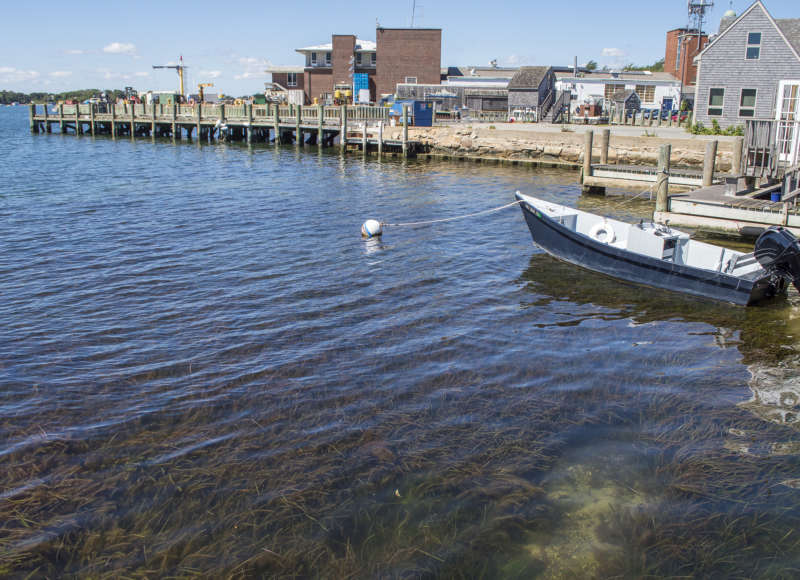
{"left": 30, "top": 102, "right": 393, "bottom": 128}
{"left": 743, "top": 119, "right": 800, "bottom": 179}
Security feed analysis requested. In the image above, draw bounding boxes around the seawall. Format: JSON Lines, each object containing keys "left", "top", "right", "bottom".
{"left": 381, "top": 124, "right": 737, "bottom": 172}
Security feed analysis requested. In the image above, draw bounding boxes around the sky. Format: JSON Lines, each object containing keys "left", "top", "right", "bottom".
{"left": 1, "top": 0, "right": 796, "bottom": 96}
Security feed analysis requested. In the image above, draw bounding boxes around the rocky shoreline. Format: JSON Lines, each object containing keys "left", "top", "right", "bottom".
{"left": 382, "top": 125, "right": 735, "bottom": 172}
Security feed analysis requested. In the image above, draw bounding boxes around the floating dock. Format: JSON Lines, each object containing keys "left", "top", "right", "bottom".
{"left": 28, "top": 103, "right": 422, "bottom": 156}
{"left": 655, "top": 183, "right": 800, "bottom": 237}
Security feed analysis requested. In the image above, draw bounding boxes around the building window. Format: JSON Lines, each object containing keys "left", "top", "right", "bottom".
{"left": 634, "top": 84, "right": 655, "bottom": 103}
{"left": 708, "top": 88, "right": 724, "bottom": 116}
{"left": 739, "top": 88, "right": 757, "bottom": 117}
{"left": 287, "top": 73, "right": 297, "bottom": 87}
{"left": 311, "top": 52, "right": 317, "bottom": 65}
{"left": 371, "top": 53, "right": 376, "bottom": 66}
{"left": 325, "top": 52, "right": 331, "bottom": 65}
{"left": 675, "top": 39, "right": 682, "bottom": 71}
{"left": 405, "top": 77, "right": 417, "bottom": 84}
{"left": 746, "top": 32, "right": 761, "bottom": 59}
{"left": 356, "top": 53, "right": 362, "bottom": 65}
{"left": 604, "top": 83, "right": 625, "bottom": 99}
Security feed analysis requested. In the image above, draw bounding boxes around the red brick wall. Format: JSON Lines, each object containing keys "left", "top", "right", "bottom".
{"left": 304, "top": 69, "right": 333, "bottom": 104}
{"left": 332, "top": 35, "right": 356, "bottom": 89}
{"left": 375, "top": 28, "right": 441, "bottom": 98}
{"left": 272, "top": 72, "right": 304, "bottom": 92}
{"left": 664, "top": 28, "right": 708, "bottom": 88}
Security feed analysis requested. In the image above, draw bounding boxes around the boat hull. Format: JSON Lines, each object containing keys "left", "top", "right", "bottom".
{"left": 517, "top": 196, "right": 781, "bottom": 306}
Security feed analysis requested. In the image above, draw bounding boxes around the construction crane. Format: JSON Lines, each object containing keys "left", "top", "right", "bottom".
{"left": 152, "top": 55, "right": 188, "bottom": 99}
{"left": 198, "top": 83, "right": 214, "bottom": 103}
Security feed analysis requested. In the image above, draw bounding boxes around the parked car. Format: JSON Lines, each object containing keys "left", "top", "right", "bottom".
{"left": 671, "top": 111, "right": 689, "bottom": 122}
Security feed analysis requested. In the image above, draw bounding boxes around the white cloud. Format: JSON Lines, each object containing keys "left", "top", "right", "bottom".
{"left": 103, "top": 42, "right": 136, "bottom": 55}
{"left": 199, "top": 70, "right": 222, "bottom": 79}
{"left": 0, "top": 67, "right": 41, "bottom": 82}
{"left": 602, "top": 47, "right": 626, "bottom": 58}
{"left": 64, "top": 49, "right": 86, "bottom": 55}
{"left": 50, "top": 71, "right": 72, "bottom": 78}
{"left": 503, "top": 54, "right": 535, "bottom": 66}
{"left": 134, "top": 71, "right": 150, "bottom": 77}
{"left": 234, "top": 56, "right": 270, "bottom": 80}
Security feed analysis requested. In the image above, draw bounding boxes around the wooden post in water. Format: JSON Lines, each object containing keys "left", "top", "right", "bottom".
{"left": 273, "top": 104, "right": 280, "bottom": 144}
{"left": 246, "top": 104, "right": 252, "bottom": 144}
{"left": 171, "top": 103, "right": 177, "bottom": 139}
{"left": 655, "top": 144, "right": 671, "bottom": 213}
{"left": 109, "top": 104, "right": 115, "bottom": 138}
{"left": 295, "top": 105, "right": 301, "bottom": 144}
{"left": 75, "top": 103, "right": 81, "bottom": 135}
{"left": 197, "top": 103, "right": 202, "bottom": 142}
{"left": 340, "top": 105, "right": 347, "bottom": 151}
{"left": 402, "top": 104, "right": 409, "bottom": 157}
{"left": 90, "top": 103, "right": 96, "bottom": 136}
{"left": 600, "top": 129, "right": 610, "bottom": 165}
{"left": 129, "top": 104, "right": 134, "bottom": 137}
{"left": 29, "top": 104, "right": 36, "bottom": 133}
{"left": 43, "top": 103, "right": 50, "bottom": 133}
{"left": 362, "top": 122, "right": 367, "bottom": 153}
{"left": 378, "top": 121, "right": 383, "bottom": 157}
{"left": 218, "top": 104, "right": 225, "bottom": 141}
{"left": 732, "top": 136, "right": 744, "bottom": 176}
{"left": 317, "top": 104, "right": 324, "bottom": 146}
{"left": 581, "top": 130, "right": 593, "bottom": 184}
{"left": 702, "top": 140, "right": 718, "bottom": 187}
{"left": 59, "top": 104, "right": 65, "bottom": 133}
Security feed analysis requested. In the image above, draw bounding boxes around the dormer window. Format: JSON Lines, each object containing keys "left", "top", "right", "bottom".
{"left": 746, "top": 32, "right": 761, "bottom": 59}
{"left": 311, "top": 52, "right": 317, "bottom": 65}
{"left": 325, "top": 52, "right": 331, "bottom": 65}
{"left": 356, "top": 53, "right": 362, "bottom": 65}
{"left": 371, "top": 53, "right": 376, "bottom": 66}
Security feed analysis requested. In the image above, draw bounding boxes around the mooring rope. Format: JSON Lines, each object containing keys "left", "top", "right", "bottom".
{"left": 381, "top": 200, "right": 523, "bottom": 228}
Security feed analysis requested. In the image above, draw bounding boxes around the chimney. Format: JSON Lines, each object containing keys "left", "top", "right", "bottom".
{"left": 573, "top": 56, "right": 578, "bottom": 75}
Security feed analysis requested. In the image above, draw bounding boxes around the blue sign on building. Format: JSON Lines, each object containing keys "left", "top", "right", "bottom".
{"left": 353, "top": 73, "right": 369, "bottom": 103}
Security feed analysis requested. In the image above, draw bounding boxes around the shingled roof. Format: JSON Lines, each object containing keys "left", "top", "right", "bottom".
{"left": 611, "top": 89, "right": 637, "bottom": 102}
{"left": 507, "top": 66, "right": 551, "bottom": 90}
{"left": 776, "top": 18, "right": 800, "bottom": 57}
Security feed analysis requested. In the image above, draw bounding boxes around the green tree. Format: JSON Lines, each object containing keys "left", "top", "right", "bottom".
{"left": 586, "top": 60, "right": 598, "bottom": 71}
{"left": 623, "top": 58, "right": 665, "bottom": 72}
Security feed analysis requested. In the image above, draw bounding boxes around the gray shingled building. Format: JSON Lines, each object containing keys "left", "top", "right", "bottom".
{"left": 693, "top": 0, "right": 800, "bottom": 128}
{"left": 506, "top": 66, "right": 555, "bottom": 119}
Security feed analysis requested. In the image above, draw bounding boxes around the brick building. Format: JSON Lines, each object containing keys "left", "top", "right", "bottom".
{"left": 664, "top": 28, "right": 709, "bottom": 102}
{"left": 267, "top": 28, "right": 441, "bottom": 104}
{"left": 375, "top": 28, "right": 441, "bottom": 99}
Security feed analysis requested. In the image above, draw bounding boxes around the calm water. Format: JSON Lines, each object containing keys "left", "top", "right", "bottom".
{"left": 2, "top": 105, "right": 800, "bottom": 578}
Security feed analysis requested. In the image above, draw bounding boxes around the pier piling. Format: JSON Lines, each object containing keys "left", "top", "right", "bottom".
{"left": 702, "top": 140, "right": 718, "bottom": 187}
{"left": 600, "top": 129, "right": 610, "bottom": 165}
{"left": 656, "top": 144, "right": 671, "bottom": 213}
{"left": 402, "top": 105, "right": 408, "bottom": 157}
{"left": 581, "top": 130, "right": 593, "bottom": 184}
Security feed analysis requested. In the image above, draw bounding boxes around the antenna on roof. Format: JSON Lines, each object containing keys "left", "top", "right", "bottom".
{"left": 687, "top": 0, "right": 713, "bottom": 48}
{"left": 411, "top": 0, "right": 416, "bottom": 27}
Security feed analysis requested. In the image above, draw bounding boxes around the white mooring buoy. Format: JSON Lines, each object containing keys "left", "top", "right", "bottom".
{"left": 361, "top": 219, "right": 382, "bottom": 238}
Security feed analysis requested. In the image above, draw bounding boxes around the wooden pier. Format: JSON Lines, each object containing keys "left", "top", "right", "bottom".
{"left": 28, "top": 103, "right": 421, "bottom": 156}
{"left": 650, "top": 119, "right": 800, "bottom": 237}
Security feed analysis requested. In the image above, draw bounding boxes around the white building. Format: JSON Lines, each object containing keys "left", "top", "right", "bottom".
{"left": 554, "top": 70, "right": 681, "bottom": 114}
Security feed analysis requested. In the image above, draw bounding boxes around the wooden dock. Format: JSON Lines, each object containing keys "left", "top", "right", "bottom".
{"left": 28, "top": 103, "right": 421, "bottom": 156}
{"left": 655, "top": 184, "right": 800, "bottom": 236}
{"left": 651, "top": 120, "right": 800, "bottom": 237}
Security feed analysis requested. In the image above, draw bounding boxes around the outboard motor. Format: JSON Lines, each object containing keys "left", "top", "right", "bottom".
{"left": 754, "top": 226, "right": 800, "bottom": 291}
